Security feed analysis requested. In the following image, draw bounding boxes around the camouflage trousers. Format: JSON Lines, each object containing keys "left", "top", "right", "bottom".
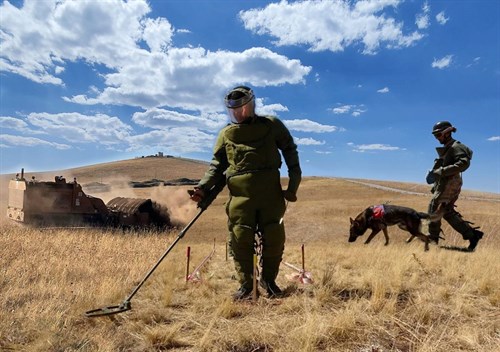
{"left": 225, "top": 173, "right": 286, "bottom": 290}
{"left": 428, "top": 174, "right": 475, "bottom": 240}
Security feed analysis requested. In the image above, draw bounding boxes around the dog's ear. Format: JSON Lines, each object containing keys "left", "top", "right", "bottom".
{"left": 350, "top": 217, "right": 354, "bottom": 224}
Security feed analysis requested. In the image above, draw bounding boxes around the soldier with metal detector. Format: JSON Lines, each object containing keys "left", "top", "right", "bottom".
{"left": 426, "top": 121, "right": 484, "bottom": 251}
{"left": 190, "top": 85, "right": 301, "bottom": 300}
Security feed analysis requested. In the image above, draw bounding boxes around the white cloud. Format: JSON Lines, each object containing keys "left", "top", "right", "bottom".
{"left": 330, "top": 104, "right": 367, "bottom": 116}
{"left": 294, "top": 137, "right": 325, "bottom": 146}
{"left": 27, "top": 112, "right": 133, "bottom": 146}
{"left": 487, "top": 136, "right": 500, "bottom": 141}
{"left": 255, "top": 99, "right": 289, "bottom": 116}
{"left": 377, "top": 87, "right": 390, "bottom": 93}
{"left": 126, "top": 128, "right": 215, "bottom": 154}
{"left": 432, "top": 55, "right": 453, "bottom": 69}
{"left": 0, "top": 116, "right": 30, "bottom": 131}
{"left": 436, "top": 11, "right": 449, "bottom": 25}
{"left": 132, "top": 108, "right": 226, "bottom": 132}
{"left": 0, "top": 0, "right": 311, "bottom": 113}
{"left": 1, "top": 110, "right": 222, "bottom": 153}
{"left": 0, "top": 0, "right": 151, "bottom": 85}
{"left": 351, "top": 143, "right": 404, "bottom": 152}
{"left": 467, "top": 57, "right": 481, "bottom": 68}
{"left": 415, "top": 2, "right": 430, "bottom": 29}
{"left": 332, "top": 105, "right": 353, "bottom": 114}
{"left": 0, "top": 134, "right": 71, "bottom": 149}
{"left": 63, "top": 46, "right": 311, "bottom": 112}
{"left": 314, "top": 150, "right": 332, "bottom": 154}
{"left": 142, "top": 17, "right": 174, "bottom": 52}
{"left": 283, "top": 119, "right": 338, "bottom": 133}
{"left": 239, "top": 0, "right": 424, "bottom": 55}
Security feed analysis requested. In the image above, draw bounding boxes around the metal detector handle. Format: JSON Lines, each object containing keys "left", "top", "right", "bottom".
{"left": 123, "top": 207, "right": 205, "bottom": 303}
{"left": 189, "top": 178, "right": 226, "bottom": 211}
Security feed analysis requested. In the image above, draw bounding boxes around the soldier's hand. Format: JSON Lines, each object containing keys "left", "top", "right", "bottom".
{"left": 188, "top": 187, "right": 205, "bottom": 203}
{"left": 425, "top": 170, "right": 435, "bottom": 184}
{"left": 433, "top": 167, "right": 443, "bottom": 177}
{"left": 283, "top": 190, "right": 297, "bottom": 202}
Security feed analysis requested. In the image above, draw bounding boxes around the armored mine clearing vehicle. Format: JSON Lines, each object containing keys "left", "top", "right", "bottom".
{"left": 6, "top": 169, "right": 171, "bottom": 228}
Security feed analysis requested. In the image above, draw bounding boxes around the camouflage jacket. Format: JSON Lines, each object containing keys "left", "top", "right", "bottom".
{"left": 431, "top": 139, "right": 473, "bottom": 193}
{"left": 198, "top": 115, "right": 301, "bottom": 196}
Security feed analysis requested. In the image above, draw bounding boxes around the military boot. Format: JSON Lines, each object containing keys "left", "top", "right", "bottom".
{"left": 428, "top": 234, "right": 440, "bottom": 245}
{"left": 467, "top": 229, "right": 484, "bottom": 252}
{"left": 259, "top": 280, "right": 283, "bottom": 298}
{"left": 232, "top": 285, "right": 258, "bottom": 301}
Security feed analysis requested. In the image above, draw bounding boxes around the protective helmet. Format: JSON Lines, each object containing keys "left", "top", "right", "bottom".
{"left": 224, "top": 86, "right": 254, "bottom": 109}
{"left": 432, "top": 121, "right": 456, "bottom": 135}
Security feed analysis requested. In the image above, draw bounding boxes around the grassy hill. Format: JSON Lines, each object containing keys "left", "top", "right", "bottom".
{"left": 1, "top": 157, "right": 499, "bottom": 351}
{"left": 2, "top": 156, "right": 209, "bottom": 184}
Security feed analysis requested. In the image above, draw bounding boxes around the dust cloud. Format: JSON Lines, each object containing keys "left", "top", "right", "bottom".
{"left": 86, "top": 178, "right": 198, "bottom": 225}
{"left": 150, "top": 187, "right": 198, "bottom": 225}
{"left": 85, "top": 176, "right": 138, "bottom": 203}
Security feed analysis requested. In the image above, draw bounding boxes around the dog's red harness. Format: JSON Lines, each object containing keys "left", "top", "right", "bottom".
{"left": 371, "top": 205, "right": 385, "bottom": 219}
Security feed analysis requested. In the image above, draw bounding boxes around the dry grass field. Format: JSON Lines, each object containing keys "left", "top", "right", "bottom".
{"left": 1, "top": 158, "right": 499, "bottom": 351}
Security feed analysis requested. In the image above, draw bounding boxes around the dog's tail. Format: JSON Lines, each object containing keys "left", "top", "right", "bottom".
{"left": 417, "top": 212, "right": 432, "bottom": 219}
{"left": 418, "top": 212, "right": 446, "bottom": 240}
{"left": 418, "top": 212, "right": 442, "bottom": 222}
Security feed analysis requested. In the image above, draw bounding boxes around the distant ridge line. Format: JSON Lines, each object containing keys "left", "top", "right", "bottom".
{"left": 343, "top": 179, "right": 500, "bottom": 203}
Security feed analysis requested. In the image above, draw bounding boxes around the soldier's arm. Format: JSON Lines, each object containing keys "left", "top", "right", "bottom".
{"left": 270, "top": 117, "right": 302, "bottom": 195}
{"left": 437, "top": 144, "right": 472, "bottom": 177}
{"left": 197, "top": 131, "right": 228, "bottom": 192}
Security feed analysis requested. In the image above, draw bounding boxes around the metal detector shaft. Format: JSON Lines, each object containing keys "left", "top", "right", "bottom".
{"left": 123, "top": 208, "right": 205, "bottom": 303}
{"left": 85, "top": 208, "right": 205, "bottom": 317}
{"left": 125, "top": 179, "right": 225, "bottom": 300}
{"left": 86, "top": 179, "right": 226, "bottom": 317}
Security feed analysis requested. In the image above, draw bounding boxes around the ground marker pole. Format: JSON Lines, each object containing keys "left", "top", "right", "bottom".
{"left": 187, "top": 239, "right": 216, "bottom": 283}
{"left": 252, "top": 253, "right": 258, "bottom": 302}
{"left": 186, "top": 246, "right": 191, "bottom": 282}
{"left": 301, "top": 243, "right": 305, "bottom": 272}
{"left": 283, "top": 243, "right": 313, "bottom": 285}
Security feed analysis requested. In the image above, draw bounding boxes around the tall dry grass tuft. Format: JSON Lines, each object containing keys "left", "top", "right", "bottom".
{"left": 1, "top": 177, "right": 499, "bottom": 351}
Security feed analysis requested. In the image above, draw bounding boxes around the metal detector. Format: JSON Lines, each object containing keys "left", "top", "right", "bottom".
{"left": 85, "top": 179, "right": 226, "bottom": 318}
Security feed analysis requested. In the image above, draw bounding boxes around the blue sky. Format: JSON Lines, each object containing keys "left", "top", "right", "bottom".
{"left": 1, "top": 0, "right": 499, "bottom": 193}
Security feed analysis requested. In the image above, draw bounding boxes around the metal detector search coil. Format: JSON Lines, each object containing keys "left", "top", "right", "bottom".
{"left": 85, "top": 301, "right": 131, "bottom": 317}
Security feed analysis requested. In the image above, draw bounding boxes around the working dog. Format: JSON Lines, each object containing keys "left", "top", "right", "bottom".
{"left": 348, "top": 204, "right": 439, "bottom": 251}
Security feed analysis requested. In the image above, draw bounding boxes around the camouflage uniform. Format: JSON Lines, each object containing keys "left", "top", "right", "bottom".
{"left": 197, "top": 115, "right": 301, "bottom": 291}
{"left": 428, "top": 138, "right": 476, "bottom": 242}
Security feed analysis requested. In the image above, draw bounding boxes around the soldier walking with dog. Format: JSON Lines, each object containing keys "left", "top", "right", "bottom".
{"left": 426, "top": 121, "right": 484, "bottom": 251}
{"left": 190, "top": 85, "right": 301, "bottom": 300}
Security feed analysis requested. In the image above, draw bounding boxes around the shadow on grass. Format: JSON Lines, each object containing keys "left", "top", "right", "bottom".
{"left": 440, "top": 245, "right": 472, "bottom": 253}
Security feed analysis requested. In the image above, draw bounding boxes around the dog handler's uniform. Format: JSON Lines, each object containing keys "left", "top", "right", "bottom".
{"left": 427, "top": 137, "right": 481, "bottom": 247}
{"left": 197, "top": 114, "right": 301, "bottom": 293}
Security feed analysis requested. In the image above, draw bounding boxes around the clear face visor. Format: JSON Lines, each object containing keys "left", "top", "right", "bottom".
{"left": 226, "top": 98, "right": 255, "bottom": 124}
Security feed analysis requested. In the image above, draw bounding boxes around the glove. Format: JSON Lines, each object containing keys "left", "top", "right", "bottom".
{"left": 188, "top": 187, "right": 205, "bottom": 203}
{"left": 283, "top": 190, "right": 297, "bottom": 202}
{"left": 425, "top": 170, "right": 435, "bottom": 184}
{"left": 433, "top": 167, "right": 443, "bottom": 177}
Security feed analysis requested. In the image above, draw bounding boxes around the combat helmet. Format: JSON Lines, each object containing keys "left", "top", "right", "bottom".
{"left": 432, "top": 121, "right": 456, "bottom": 135}
{"left": 224, "top": 86, "right": 254, "bottom": 109}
